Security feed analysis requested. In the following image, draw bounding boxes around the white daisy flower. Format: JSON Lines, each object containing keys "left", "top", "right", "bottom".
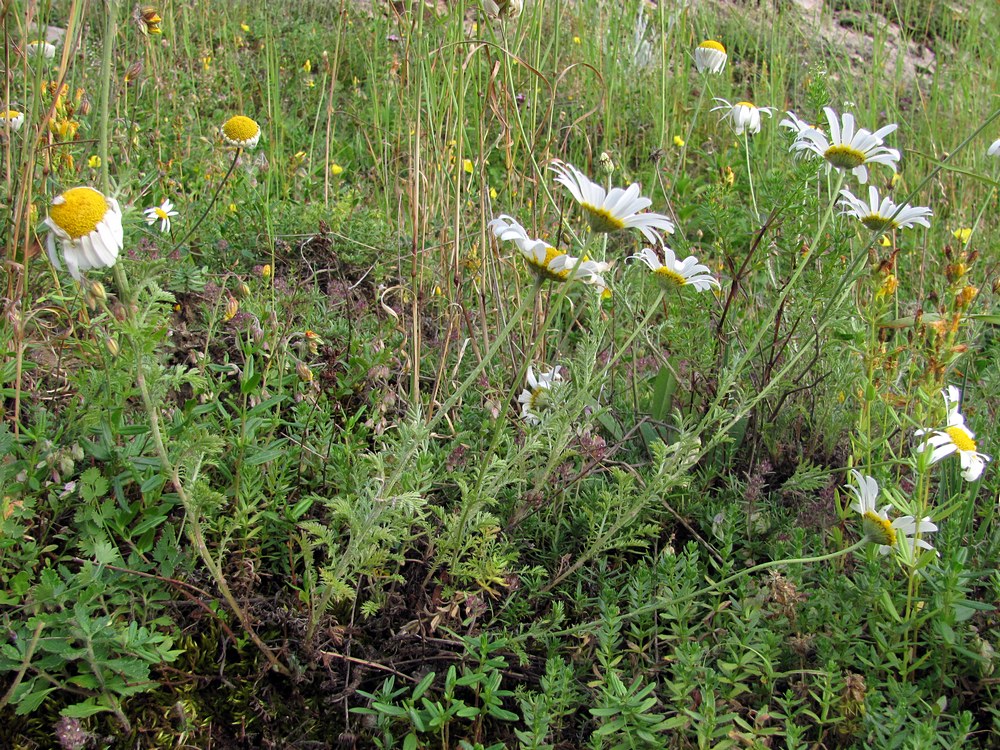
{"left": 790, "top": 107, "right": 900, "bottom": 184}
{"left": 988, "top": 138, "right": 1000, "bottom": 157}
{"left": 0, "top": 109, "right": 25, "bottom": 132}
{"left": 629, "top": 246, "right": 719, "bottom": 292}
{"left": 549, "top": 159, "right": 675, "bottom": 246}
{"left": 694, "top": 40, "right": 727, "bottom": 74}
{"left": 26, "top": 40, "right": 56, "bottom": 59}
{"left": 711, "top": 99, "right": 774, "bottom": 136}
{"left": 838, "top": 186, "right": 932, "bottom": 232}
{"left": 44, "top": 187, "right": 124, "bottom": 281}
{"left": 778, "top": 111, "right": 815, "bottom": 135}
{"left": 847, "top": 470, "right": 937, "bottom": 556}
{"left": 489, "top": 215, "right": 610, "bottom": 293}
{"left": 221, "top": 115, "right": 261, "bottom": 149}
{"left": 916, "top": 386, "right": 991, "bottom": 481}
{"left": 518, "top": 365, "right": 563, "bottom": 424}
{"left": 143, "top": 199, "right": 178, "bottom": 233}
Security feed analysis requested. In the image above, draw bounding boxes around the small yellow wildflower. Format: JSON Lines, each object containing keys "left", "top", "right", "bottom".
{"left": 489, "top": 187, "right": 498, "bottom": 200}
{"left": 88, "top": 155, "right": 101, "bottom": 169}
{"left": 228, "top": 203, "right": 237, "bottom": 214}
{"left": 240, "top": 22, "right": 250, "bottom": 32}
{"left": 202, "top": 56, "right": 211, "bottom": 71}
{"left": 330, "top": 163, "right": 344, "bottom": 176}
{"left": 879, "top": 234, "right": 892, "bottom": 247}
{"left": 952, "top": 227, "right": 972, "bottom": 243}
{"left": 463, "top": 158, "right": 474, "bottom": 174}
{"left": 572, "top": 36, "right": 581, "bottom": 45}
{"left": 302, "top": 59, "right": 312, "bottom": 73}
{"left": 890, "top": 172, "right": 901, "bottom": 187}
{"left": 673, "top": 135, "right": 685, "bottom": 148}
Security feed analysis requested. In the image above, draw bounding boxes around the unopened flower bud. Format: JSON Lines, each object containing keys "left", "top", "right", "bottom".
{"left": 224, "top": 296, "right": 239, "bottom": 321}
{"left": 296, "top": 361, "right": 313, "bottom": 382}
{"left": 90, "top": 281, "right": 107, "bottom": 302}
{"left": 106, "top": 337, "right": 120, "bottom": 357}
{"left": 598, "top": 151, "right": 614, "bottom": 176}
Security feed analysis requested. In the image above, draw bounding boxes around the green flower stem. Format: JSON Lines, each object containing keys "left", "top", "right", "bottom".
{"left": 900, "top": 455, "right": 934, "bottom": 681}
{"left": 743, "top": 130, "right": 759, "bottom": 224}
{"left": 172, "top": 148, "right": 241, "bottom": 251}
{"left": 130, "top": 333, "right": 290, "bottom": 677}
{"left": 680, "top": 82, "right": 709, "bottom": 173}
{"left": 98, "top": 0, "right": 118, "bottom": 195}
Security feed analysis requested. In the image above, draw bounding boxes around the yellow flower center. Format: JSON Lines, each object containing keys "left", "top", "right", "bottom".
{"left": 654, "top": 267, "right": 687, "bottom": 287}
{"left": 824, "top": 144, "right": 866, "bottom": 170}
{"left": 49, "top": 187, "right": 109, "bottom": 240}
{"left": 583, "top": 204, "right": 626, "bottom": 233}
{"left": 700, "top": 40, "right": 726, "bottom": 54}
{"left": 861, "top": 214, "right": 896, "bottom": 232}
{"left": 528, "top": 246, "right": 571, "bottom": 283}
{"left": 862, "top": 511, "right": 896, "bottom": 547}
{"left": 945, "top": 426, "right": 977, "bottom": 453}
{"left": 155, "top": 207, "right": 169, "bottom": 220}
{"left": 1, "top": 110, "right": 22, "bottom": 120}
{"left": 222, "top": 115, "right": 260, "bottom": 142}
{"left": 736, "top": 101, "right": 755, "bottom": 109}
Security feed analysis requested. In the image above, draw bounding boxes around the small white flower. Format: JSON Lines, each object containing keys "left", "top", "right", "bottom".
{"left": 0, "top": 109, "right": 25, "bottom": 132}
{"left": 489, "top": 215, "right": 610, "bottom": 293}
{"left": 916, "top": 386, "right": 991, "bottom": 481}
{"left": 629, "top": 246, "right": 719, "bottom": 292}
{"left": 549, "top": 159, "right": 675, "bottom": 246}
{"left": 988, "top": 138, "right": 1000, "bottom": 157}
{"left": 711, "top": 98, "right": 774, "bottom": 136}
{"left": 44, "top": 187, "right": 124, "bottom": 281}
{"left": 518, "top": 365, "right": 563, "bottom": 424}
{"left": 847, "top": 470, "right": 937, "bottom": 556}
{"left": 694, "top": 40, "right": 727, "bottom": 74}
{"left": 778, "top": 111, "right": 816, "bottom": 135}
{"left": 838, "top": 186, "right": 932, "bottom": 232}
{"left": 143, "top": 199, "right": 179, "bottom": 233}
{"left": 790, "top": 107, "right": 900, "bottom": 184}
{"left": 26, "top": 40, "right": 56, "bottom": 59}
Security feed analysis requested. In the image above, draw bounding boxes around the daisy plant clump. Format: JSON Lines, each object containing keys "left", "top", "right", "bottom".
{"left": 791, "top": 107, "right": 900, "bottom": 184}
{"left": 694, "top": 40, "right": 727, "bottom": 74}
{"left": 838, "top": 186, "right": 932, "bottom": 232}
{"left": 712, "top": 99, "right": 774, "bottom": 136}
{"left": 549, "top": 159, "right": 675, "bottom": 245}
{"left": 629, "top": 247, "right": 719, "bottom": 292}
{"left": 518, "top": 365, "right": 564, "bottom": 424}
{"left": 44, "top": 187, "right": 124, "bottom": 281}
{"left": 221, "top": 115, "right": 261, "bottom": 149}
{"left": 144, "top": 199, "right": 178, "bottom": 233}
{"left": 489, "top": 215, "right": 610, "bottom": 294}
{"left": 916, "top": 386, "right": 991, "bottom": 481}
{"left": 847, "top": 471, "right": 938, "bottom": 557}
{"left": 0, "top": 109, "right": 24, "bottom": 132}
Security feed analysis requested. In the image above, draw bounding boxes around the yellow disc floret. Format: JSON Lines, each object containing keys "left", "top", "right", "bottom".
{"left": 49, "top": 187, "right": 109, "bottom": 240}
{"left": 700, "top": 40, "right": 726, "bottom": 54}
{"left": 654, "top": 267, "right": 688, "bottom": 288}
{"left": 945, "top": 426, "right": 977, "bottom": 453}
{"left": 583, "top": 204, "right": 626, "bottom": 233}
{"left": 222, "top": 115, "right": 260, "bottom": 143}
{"left": 862, "top": 511, "right": 896, "bottom": 547}
{"left": 529, "top": 246, "right": 570, "bottom": 282}
{"left": 824, "top": 144, "right": 866, "bottom": 170}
